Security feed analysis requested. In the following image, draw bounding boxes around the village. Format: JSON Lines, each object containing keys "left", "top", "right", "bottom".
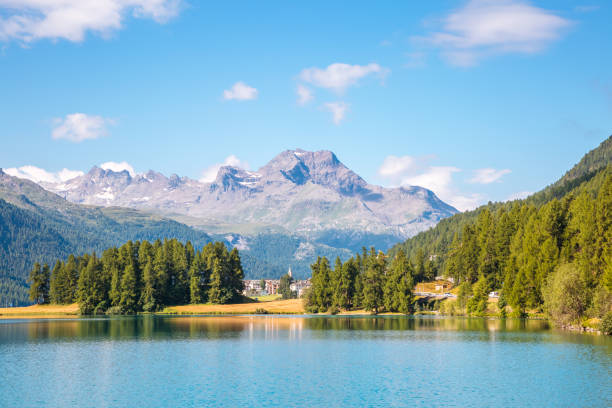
{"left": 242, "top": 268, "right": 311, "bottom": 298}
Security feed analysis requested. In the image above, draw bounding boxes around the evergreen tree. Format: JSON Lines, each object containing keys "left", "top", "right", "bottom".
{"left": 140, "top": 260, "right": 157, "bottom": 311}
{"left": 334, "top": 258, "right": 357, "bottom": 309}
{"left": 119, "top": 264, "right": 138, "bottom": 313}
{"left": 49, "top": 260, "right": 63, "bottom": 304}
{"left": 189, "top": 252, "right": 208, "bottom": 304}
{"left": 279, "top": 273, "right": 294, "bottom": 300}
{"left": 467, "top": 275, "right": 489, "bottom": 316}
{"left": 384, "top": 249, "right": 414, "bottom": 314}
{"left": 306, "top": 257, "right": 333, "bottom": 312}
{"left": 208, "top": 258, "right": 231, "bottom": 304}
{"left": 363, "top": 249, "right": 385, "bottom": 314}
{"left": 76, "top": 255, "right": 106, "bottom": 314}
{"left": 28, "top": 262, "right": 50, "bottom": 304}
{"left": 63, "top": 254, "right": 79, "bottom": 303}
{"left": 228, "top": 248, "right": 245, "bottom": 301}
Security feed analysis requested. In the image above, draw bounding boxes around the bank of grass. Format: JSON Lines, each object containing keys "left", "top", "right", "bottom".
{"left": 249, "top": 294, "right": 282, "bottom": 302}
{"left": 161, "top": 298, "right": 305, "bottom": 315}
{"left": 0, "top": 303, "right": 79, "bottom": 318}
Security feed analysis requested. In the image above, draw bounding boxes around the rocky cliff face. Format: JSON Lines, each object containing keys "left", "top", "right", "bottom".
{"left": 38, "top": 149, "right": 458, "bottom": 239}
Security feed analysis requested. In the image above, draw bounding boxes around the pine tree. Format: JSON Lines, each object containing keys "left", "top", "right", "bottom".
{"left": 384, "top": 249, "right": 414, "bottom": 314}
{"left": 306, "top": 257, "right": 332, "bottom": 312}
{"left": 279, "top": 273, "right": 293, "bottom": 300}
{"left": 64, "top": 254, "right": 79, "bottom": 303}
{"left": 76, "top": 255, "right": 105, "bottom": 314}
{"left": 119, "top": 264, "right": 138, "bottom": 313}
{"left": 49, "top": 260, "right": 63, "bottom": 304}
{"left": 153, "top": 244, "right": 169, "bottom": 305}
{"left": 28, "top": 262, "right": 49, "bottom": 304}
{"left": 363, "top": 249, "right": 385, "bottom": 314}
{"left": 467, "top": 275, "right": 489, "bottom": 316}
{"left": 335, "top": 258, "right": 357, "bottom": 309}
{"left": 208, "top": 256, "right": 232, "bottom": 304}
{"left": 189, "top": 252, "right": 208, "bottom": 304}
{"left": 140, "top": 260, "right": 157, "bottom": 311}
{"left": 228, "top": 248, "right": 244, "bottom": 301}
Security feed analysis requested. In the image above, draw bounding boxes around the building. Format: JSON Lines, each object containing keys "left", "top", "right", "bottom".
{"left": 242, "top": 274, "right": 311, "bottom": 298}
{"left": 243, "top": 280, "right": 265, "bottom": 296}
{"left": 265, "top": 280, "right": 280, "bottom": 295}
{"left": 290, "top": 279, "right": 311, "bottom": 298}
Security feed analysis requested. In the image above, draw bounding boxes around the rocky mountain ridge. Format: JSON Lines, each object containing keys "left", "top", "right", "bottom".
{"left": 39, "top": 149, "right": 458, "bottom": 239}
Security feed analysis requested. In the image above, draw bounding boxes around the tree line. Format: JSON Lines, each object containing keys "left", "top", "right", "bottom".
{"left": 28, "top": 239, "right": 244, "bottom": 314}
{"left": 305, "top": 248, "right": 414, "bottom": 314}
{"left": 397, "top": 167, "right": 612, "bottom": 328}
{"left": 443, "top": 169, "right": 611, "bottom": 321}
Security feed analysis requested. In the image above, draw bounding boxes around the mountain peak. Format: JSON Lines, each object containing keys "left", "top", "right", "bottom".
{"left": 16, "top": 148, "right": 458, "bottom": 239}
{"left": 213, "top": 165, "right": 261, "bottom": 191}
{"left": 87, "top": 165, "right": 132, "bottom": 180}
{"left": 258, "top": 148, "right": 366, "bottom": 193}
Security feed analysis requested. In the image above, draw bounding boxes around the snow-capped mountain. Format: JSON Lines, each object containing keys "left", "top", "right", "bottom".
{"left": 40, "top": 149, "right": 457, "bottom": 239}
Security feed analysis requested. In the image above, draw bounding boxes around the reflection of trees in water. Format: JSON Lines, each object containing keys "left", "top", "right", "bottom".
{"left": 5, "top": 316, "right": 612, "bottom": 348}
{"left": 12, "top": 316, "right": 309, "bottom": 342}
{"left": 14, "top": 316, "right": 248, "bottom": 342}
{"left": 302, "top": 316, "right": 550, "bottom": 333}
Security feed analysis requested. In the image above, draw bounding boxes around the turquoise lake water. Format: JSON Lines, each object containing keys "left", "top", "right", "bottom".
{"left": 0, "top": 316, "right": 610, "bottom": 407}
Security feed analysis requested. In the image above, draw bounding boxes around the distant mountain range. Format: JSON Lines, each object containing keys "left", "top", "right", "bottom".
{"left": 0, "top": 149, "right": 457, "bottom": 305}
{"left": 40, "top": 149, "right": 457, "bottom": 238}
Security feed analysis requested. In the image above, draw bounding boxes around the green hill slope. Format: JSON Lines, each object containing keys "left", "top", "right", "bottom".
{"left": 0, "top": 171, "right": 215, "bottom": 306}
{"left": 391, "top": 135, "right": 612, "bottom": 271}
{"left": 390, "top": 135, "right": 612, "bottom": 322}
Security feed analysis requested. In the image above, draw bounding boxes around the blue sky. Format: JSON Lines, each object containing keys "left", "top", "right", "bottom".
{"left": 1, "top": 0, "right": 610, "bottom": 210}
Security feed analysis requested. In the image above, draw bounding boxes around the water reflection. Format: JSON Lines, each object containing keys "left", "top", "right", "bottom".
{"left": 0, "top": 316, "right": 610, "bottom": 349}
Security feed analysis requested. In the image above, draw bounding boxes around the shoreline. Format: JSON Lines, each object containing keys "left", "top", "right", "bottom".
{"left": 0, "top": 302, "right": 605, "bottom": 335}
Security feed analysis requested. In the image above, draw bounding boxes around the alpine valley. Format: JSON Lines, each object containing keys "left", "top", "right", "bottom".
{"left": 0, "top": 149, "right": 456, "bottom": 305}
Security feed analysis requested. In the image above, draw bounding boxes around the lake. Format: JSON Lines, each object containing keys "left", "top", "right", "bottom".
{"left": 0, "top": 316, "right": 610, "bottom": 407}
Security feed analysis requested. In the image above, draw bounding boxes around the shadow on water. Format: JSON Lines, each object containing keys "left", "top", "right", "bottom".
{"left": 0, "top": 315, "right": 610, "bottom": 349}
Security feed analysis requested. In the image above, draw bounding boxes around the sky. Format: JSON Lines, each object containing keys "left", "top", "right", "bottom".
{"left": 0, "top": 0, "right": 611, "bottom": 211}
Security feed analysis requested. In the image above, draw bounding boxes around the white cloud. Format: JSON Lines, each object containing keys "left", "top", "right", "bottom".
{"left": 507, "top": 190, "right": 532, "bottom": 201}
{"left": 100, "top": 161, "right": 135, "bottom": 176}
{"left": 377, "top": 155, "right": 486, "bottom": 211}
{"left": 469, "top": 168, "right": 511, "bottom": 184}
{"left": 223, "top": 81, "right": 258, "bottom": 101}
{"left": 299, "top": 63, "right": 388, "bottom": 93}
{"left": 52, "top": 113, "right": 112, "bottom": 142}
{"left": 323, "top": 102, "right": 348, "bottom": 125}
{"left": 296, "top": 85, "right": 313, "bottom": 105}
{"left": 200, "top": 155, "right": 249, "bottom": 183}
{"left": 378, "top": 155, "right": 419, "bottom": 178}
{"left": 4, "top": 165, "right": 83, "bottom": 184}
{"left": 402, "top": 166, "right": 461, "bottom": 198}
{"left": 0, "top": 0, "right": 181, "bottom": 43}
{"left": 416, "top": 0, "right": 571, "bottom": 66}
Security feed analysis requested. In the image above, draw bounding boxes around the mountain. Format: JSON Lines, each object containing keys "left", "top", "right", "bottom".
{"left": 1, "top": 149, "right": 457, "bottom": 305}
{"left": 41, "top": 149, "right": 457, "bottom": 239}
{"left": 0, "top": 170, "right": 215, "bottom": 306}
{"left": 23, "top": 149, "right": 457, "bottom": 282}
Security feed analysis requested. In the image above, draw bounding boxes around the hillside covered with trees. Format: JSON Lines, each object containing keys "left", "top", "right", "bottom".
{"left": 0, "top": 192, "right": 216, "bottom": 307}
{"left": 390, "top": 136, "right": 612, "bottom": 328}
{"left": 27, "top": 239, "right": 244, "bottom": 314}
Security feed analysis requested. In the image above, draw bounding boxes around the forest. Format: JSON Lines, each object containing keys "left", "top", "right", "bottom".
{"left": 389, "top": 137, "right": 612, "bottom": 328}
{"left": 306, "top": 137, "right": 612, "bottom": 333}
{"left": 27, "top": 239, "right": 244, "bottom": 314}
{"left": 305, "top": 248, "right": 415, "bottom": 314}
